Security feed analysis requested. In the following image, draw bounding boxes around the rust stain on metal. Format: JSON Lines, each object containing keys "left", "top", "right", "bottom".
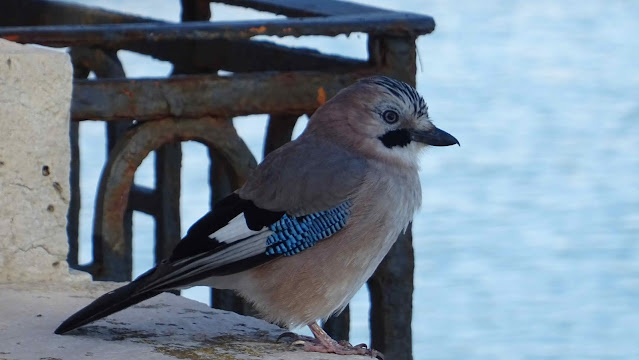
{"left": 317, "top": 86, "right": 327, "bottom": 105}
{"left": 122, "top": 89, "right": 134, "bottom": 99}
{"left": 249, "top": 25, "right": 267, "bottom": 34}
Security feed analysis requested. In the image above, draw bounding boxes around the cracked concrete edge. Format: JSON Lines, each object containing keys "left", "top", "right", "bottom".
{"left": 0, "top": 283, "right": 364, "bottom": 360}
{"left": 0, "top": 39, "right": 74, "bottom": 283}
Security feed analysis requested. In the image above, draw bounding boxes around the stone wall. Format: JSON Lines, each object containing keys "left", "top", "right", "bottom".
{"left": 0, "top": 39, "right": 74, "bottom": 282}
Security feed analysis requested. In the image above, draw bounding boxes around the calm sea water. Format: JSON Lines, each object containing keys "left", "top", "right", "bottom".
{"left": 69, "top": 1, "right": 639, "bottom": 359}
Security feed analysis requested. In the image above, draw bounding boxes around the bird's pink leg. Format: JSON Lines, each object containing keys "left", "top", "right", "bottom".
{"left": 303, "top": 322, "right": 384, "bottom": 359}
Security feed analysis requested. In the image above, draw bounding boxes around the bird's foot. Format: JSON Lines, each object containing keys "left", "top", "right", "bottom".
{"left": 303, "top": 339, "right": 384, "bottom": 359}
{"left": 294, "top": 322, "right": 384, "bottom": 359}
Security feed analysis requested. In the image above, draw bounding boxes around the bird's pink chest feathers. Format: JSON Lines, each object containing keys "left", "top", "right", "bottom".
{"left": 237, "top": 166, "right": 421, "bottom": 328}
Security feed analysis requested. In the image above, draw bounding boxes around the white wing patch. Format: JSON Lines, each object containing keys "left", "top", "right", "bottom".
{"left": 209, "top": 213, "right": 262, "bottom": 243}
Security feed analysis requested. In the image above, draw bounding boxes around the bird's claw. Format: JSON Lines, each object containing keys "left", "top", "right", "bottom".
{"left": 303, "top": 340, "right": 384, "bottom": 359}
{"left": 278, "top": 331, "right": 383, "bottom": 358}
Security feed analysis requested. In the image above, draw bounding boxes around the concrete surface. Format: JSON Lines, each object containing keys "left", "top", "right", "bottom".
{"left": 0, "top": 39, "right": 74, "bottom": 282}
{"left": 0, "top": 283, "right": 364, "bottom": 360}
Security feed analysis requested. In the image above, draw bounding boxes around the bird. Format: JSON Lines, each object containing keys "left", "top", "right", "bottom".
{"left": 54, "top": 76, "right": 459, "bottom": 357}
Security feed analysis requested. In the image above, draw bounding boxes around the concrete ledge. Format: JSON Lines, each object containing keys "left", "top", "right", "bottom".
{"left": 0, "top": 39, "right": 73, "bottom": 282}
{"left": 0, "top": 282, "right": 362, "bottom": 360}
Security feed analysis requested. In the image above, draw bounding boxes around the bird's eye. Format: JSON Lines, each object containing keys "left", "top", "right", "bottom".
{"left": 382, "top": 110, "right": 399, "bottom": 124}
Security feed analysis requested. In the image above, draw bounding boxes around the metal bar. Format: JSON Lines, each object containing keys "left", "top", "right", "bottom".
{"left": 263, "top": 114, "right": 298, "bottom": 156}
{"left": 0, "top": 0, "right": 366, "bottom": 73}
{"left": 70, "top": 70, "right": 378, "bottom": 121}
{"left": 67, "top": 120, "right": 81, "bottom": 268}
{"left": 323, "top": 306, "right": 350, "bottom": 342}
{"left": 0, "top": 0, "right": 158, "bottom": 27}
{"left": 154, "top": 144, "right": 183, "bottom": 262}
{"left": 65, "top": 47, "right": 94, "bottom": 270}
{"left": 369, "top": 226, "right": 415, "bottom": 359}
{"left": 182, "top": 0, "right": 212, "bottom": 22}
{"left": 218, "top": 0, "right": 390, "bottom": 17}
{"left": 129, "top": 185, "right": 159, "bottom": 216}
{"left": 65, "top": 48, "right": 95, "bottom": 270}
{"left": 0, "top": 13, "right": 435, "bottom": 47}
{"left": 99, "top": 49, "right": 135, "bottom": 282}
{"left": 176, "top": 39, "right": 366, "bottom": 73}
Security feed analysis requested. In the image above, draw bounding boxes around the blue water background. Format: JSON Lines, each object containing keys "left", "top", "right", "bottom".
{"left": 67, "top": 1, "right": 639, "bottom": 358}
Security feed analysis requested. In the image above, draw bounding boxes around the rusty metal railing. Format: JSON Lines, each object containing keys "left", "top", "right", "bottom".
{"left": 0, "top": 1, "right": 435, "bottom": 358}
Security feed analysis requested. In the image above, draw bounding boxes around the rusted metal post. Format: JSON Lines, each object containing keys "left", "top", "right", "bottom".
{"left": 366, "top": 34, "right": 418, "bottom": 360}
{"left": 263, "top": 114, "right": 299, "bottom": 156}
{"left": 181, "top": 0, "right": 211, "bottom": 22}
{"left": 104, "top": 119, "right": 134, "bottom": 280}
{"left": 154, "top": 143, "right": 183, "bottom": 262}
{"left": 67, "top": 120, "right": 81, "bottom": 268}
{"left": 369, "top": 225, "right": 415, "bottom": 358}
{"left": 66, "top": 52, "right": 91, "bottom": 270}
{"left": 323, "top": 306, "right": 350, "bottom": 342}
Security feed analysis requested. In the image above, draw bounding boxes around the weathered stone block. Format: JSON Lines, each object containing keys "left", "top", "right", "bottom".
{"left": 0, "top": 39, "right": 73, "bottom": 282}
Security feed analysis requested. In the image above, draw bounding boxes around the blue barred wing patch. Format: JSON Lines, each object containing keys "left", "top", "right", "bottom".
{"left": 265, "top": 200, "right": 353, "bottom": 256}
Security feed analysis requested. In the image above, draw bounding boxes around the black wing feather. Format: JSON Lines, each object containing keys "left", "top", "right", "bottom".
{"left": 55, "top": 269, "right": 160, "bottom": 334}
{"left": 56, "top": 193, "right": 284, "bottom": 334}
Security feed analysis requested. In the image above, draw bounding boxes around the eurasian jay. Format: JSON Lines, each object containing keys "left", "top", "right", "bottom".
{"left": 55, "top": 76, "right": 459, "bottom": 357}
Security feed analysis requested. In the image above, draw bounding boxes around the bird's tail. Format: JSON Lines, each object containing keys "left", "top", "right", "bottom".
{"left": 55, "top": 270, "right": 162, "bottom": 335}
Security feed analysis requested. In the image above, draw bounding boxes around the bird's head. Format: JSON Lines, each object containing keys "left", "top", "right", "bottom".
{"left": 305, "top": 76, "right": 459, "bottom": 168}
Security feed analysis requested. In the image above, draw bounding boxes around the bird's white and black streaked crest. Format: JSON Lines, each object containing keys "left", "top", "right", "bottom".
{"left": 363, "top": 76, "right": 428, "bottom": 118}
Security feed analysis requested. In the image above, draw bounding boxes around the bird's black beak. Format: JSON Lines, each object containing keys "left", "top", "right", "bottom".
{"left": 410, "top": 127, "right": 460, "bottom": 146}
